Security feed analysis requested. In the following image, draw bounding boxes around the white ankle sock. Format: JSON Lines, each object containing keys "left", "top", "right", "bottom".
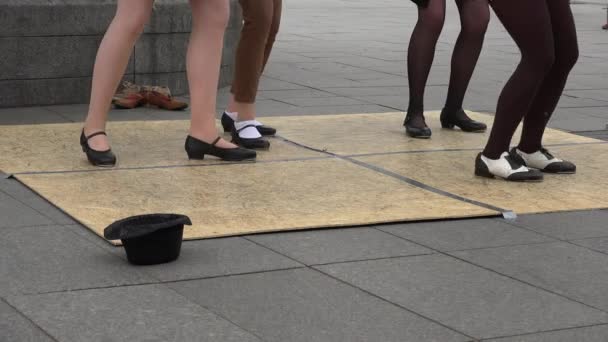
{"left": 235, "top": 120, "right": 262, "bottom": 139}
{"left": 225, "top": 111, "right": 265, "bottom": 127}
{"left": 225, "top": 111, "right": 238, "bottom": 120}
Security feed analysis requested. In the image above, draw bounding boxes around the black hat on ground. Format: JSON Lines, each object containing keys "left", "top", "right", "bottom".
{"left": 104, "top": 214, "right": 192, "bottom": 265}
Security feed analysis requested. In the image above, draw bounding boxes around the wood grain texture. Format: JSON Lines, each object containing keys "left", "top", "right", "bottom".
{"left": 17, "top": 159, "right": 497, "bottom": 243}
{"left": 357, "top": 143, "right": 608, "bottom": 214}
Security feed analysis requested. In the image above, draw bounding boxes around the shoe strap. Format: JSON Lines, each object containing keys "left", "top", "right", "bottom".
{"left": 236, "top": 124, "right": 258, "bottom": 133}
{"left": 211, "top": 136, "right": 222, "bottom": 147}
{"left": 85, "top": 131, "right": 107, "bottom": 141}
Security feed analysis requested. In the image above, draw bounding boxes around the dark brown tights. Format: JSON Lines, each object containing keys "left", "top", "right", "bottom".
{"left": 482, "top": 0, "right": 579, "bottom": 158}
{"left": 407, "top": 0, "right": 489, "bottom": 126}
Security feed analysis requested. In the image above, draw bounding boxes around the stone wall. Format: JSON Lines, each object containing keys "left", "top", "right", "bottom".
{"left": 0, "top": 0, "right": 242, "bottom": 108}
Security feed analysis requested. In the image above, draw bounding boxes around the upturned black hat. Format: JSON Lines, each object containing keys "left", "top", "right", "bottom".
{"left": 104, "top": 214, "right": 192, "bottom": 265}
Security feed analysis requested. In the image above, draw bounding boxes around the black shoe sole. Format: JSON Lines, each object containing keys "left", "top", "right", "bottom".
{"left": 474, "top": 170, "right": 544, "bottom": 182}
{"left": 231, "top": 131, "right": 270, "bottom": 150}
{"left": 405, "top": 127, "right": 432, "bottom": 139}
{"left": 440, "top": 121, "right": 487, "bottom": 133}
{"left": 407, "top": 133, "right": 431, "bottom": 139}
{"left": 187, "top": 153, "right": 256, "bottom": 162}
{"left": 185, "top": 136, "right": 257, "bottom": 162}
{"left": 441, "top": 124, "right": 487, "bottom": 133}
{"left": 509, "top": 148, "right": 576, "bottom": 175}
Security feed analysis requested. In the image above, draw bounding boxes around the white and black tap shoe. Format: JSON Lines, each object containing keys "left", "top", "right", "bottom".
{"left": 510, "top": 147, "right": 576, "bottom": 174}
{"left": 475, "top": 152, "right": 544, "bottom": 182}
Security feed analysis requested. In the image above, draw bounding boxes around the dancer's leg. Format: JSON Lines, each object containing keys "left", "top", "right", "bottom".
{"left": 227, "top": 0, "right": 276, "bottom": 121}
{"left": 444, "top": 0, "right": 489, "bottom": 112}
{"left": 407, "top": 0, "right": 446, "bottom": 120}
{"left": 84, "top": 0, "right": 154, "bottom": 151}
{"left": 187, "top": 0, "right": 235, "bottom": 148}
{"left": 482, "top": 0, "right": 555, "bottom": 159}
{"left": 518, "top": 0, "right": 579, "bottom": 153}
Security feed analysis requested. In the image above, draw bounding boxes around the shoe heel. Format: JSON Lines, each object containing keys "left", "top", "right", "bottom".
{"left": 187, "top": 153, "right": 205, "bottom": 160}
{"left": 474, "top": 168, "right": 494, "bottom": 179}
{"left": 222, "top": 123, "right": 231, "bottom": 133}
{"left": 441, "top": 120, "right": 454, "bottom": 129}
{"left": 186, "top": 149, "right": 205, "bottom": 160}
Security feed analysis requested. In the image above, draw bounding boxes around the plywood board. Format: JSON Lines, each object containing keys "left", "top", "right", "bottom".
{"left": 16, "top": 159, "right": 498, "bottom": 243}
{"left": 262, "top": 112, "right": 598, "bottom": 156}
{"left": 0, "top": 121, "right": 324, "bottom": 174}
{"left": 355, "top": 143, "right": 608, "bottom": 214}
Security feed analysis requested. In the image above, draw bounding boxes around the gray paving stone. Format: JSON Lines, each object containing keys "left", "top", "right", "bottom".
{"left": 259, "top": 89, "right": 337, "bottom": 99}
{"left": 316, "top": 255, "right": 608, "bottom": 339}
{"left": 0, "top": 191, "right": 52, "bottom": 229}
{"left": 0, "top": 106, "right": 69, "bottom": 125}
{"left": 379, "top": 218, "right": 554, "bottom": 252}
{"left": 0, "top": 299, "right": 54, "bottom": 342}
{"left": 247, "top": 227, "right": 431, "bottom": 265}
{"left": 510, "top": 211, "right": 608, "bottom": 240}
{"left": 572, "top": 237, "right": 608, "bottom": 255}
{"left": 322, "top": 86, "right": 409, "bottom": 97}
{"left": 548, "top": 115, "right": 608, "bottom": 132}
{"left": 169, "top": 268, "right": 469, "bottom": 342}
{"left": 483, "top": 325, "right": 608, "bottom": 342}
{"left": 0, "top": 225, "right": 153, "bottom": 296}
{"left": 451, "top": 242, "right": 608, "bottom": 311}
{"left": 0, "top": 178, "right": 75, "bottom": 225}
{"left": 258, "top": 77, "right": 307, "bottom": 91}
{"left": 128, "top": 237, "right": 302, "bottom": 282}
{"left": 575, "top": 130, "right": 608, "bottom": 141}
{"left": 44, "top": 103, "right": 157, "bottom": 123}
{"left": 566, "top": 106, "right": 608, "bottom": 120}
{"left": 256, "top": 104, "right": 395, "bottom": 116}
{"left": 7, "top": 284, "right": 261, "bottom": 342}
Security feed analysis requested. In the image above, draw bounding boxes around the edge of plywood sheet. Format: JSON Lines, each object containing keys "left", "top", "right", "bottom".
{"left": 14, "top": 158, "right": 500, "bottom": 245}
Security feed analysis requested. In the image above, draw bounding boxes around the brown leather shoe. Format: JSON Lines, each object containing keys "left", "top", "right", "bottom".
{"left": 142, "top": 86, "right": 189, "bottom": 111}
{"left": 112, "top": 81, "right": 146, "bottom": 109}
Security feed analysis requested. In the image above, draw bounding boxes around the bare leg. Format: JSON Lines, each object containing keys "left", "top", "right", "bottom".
{"left": 84, "top": 0, "right": 154, "bottom": 150}
{"left": 187, "top": 0, "right": 235, "bottom": 149}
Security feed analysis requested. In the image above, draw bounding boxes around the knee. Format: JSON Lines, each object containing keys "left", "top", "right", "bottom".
{"left": 209, "top": 1, "right": 231, "bottom": 30}
{"left": 461, "top": 10, "right": 489, "bottom": 38}
{"left": 115, "top": 9, "right": 150, "bottom": 37}
{"left": 524, "top": 48, "right": 556, "bottom": 76}
{"left": 420, "top": 8, "right": 445, "bottom": 37}
{"left": 556, "top": 44, "right": 579, "bottom": 71}
{"left": 243, "top": 7, "right": 274, "bottom": 37}
{"left": 193, "top": 0, "right": 230, "bottom": 31}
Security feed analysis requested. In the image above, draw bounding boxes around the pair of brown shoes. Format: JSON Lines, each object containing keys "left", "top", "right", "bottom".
{"left": 112, "top": 82, "right": 189, "bottom": 111}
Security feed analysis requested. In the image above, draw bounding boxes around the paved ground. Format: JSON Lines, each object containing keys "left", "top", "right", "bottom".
{"left": 2, "top": 1, "right": 608, "bottom": 341}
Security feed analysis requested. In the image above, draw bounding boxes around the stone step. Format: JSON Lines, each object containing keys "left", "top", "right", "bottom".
{"left": 0, "top": 0, "right": 241, "bottom": 107}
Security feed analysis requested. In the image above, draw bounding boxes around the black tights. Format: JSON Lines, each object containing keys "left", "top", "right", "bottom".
{"left": 407, "top": 0, "right": 490, "bottom": 119}
{"left": 482, "top": 0, "right": 579, "bottom": 158}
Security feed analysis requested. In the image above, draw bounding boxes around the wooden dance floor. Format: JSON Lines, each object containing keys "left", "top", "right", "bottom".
{"left": 1, "top": 112, "right": 607, "bottom": 244}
